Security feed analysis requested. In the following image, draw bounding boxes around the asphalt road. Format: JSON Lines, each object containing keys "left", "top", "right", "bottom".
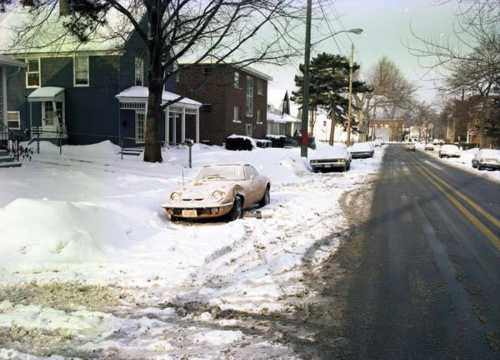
{"left": 342, "top": 145, "right": 500, "bottom": 360}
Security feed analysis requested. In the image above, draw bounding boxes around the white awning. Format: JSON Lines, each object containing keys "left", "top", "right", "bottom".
{"left": 28, "top": 87, "right": 65, "bottom": 102}
{"left": 115, "top": 86, "right": 202, "bottom": 109}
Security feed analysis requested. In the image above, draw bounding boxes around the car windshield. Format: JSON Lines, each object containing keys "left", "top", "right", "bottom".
{"left": 195, "top": 166, "right": 245, "bottom": 181}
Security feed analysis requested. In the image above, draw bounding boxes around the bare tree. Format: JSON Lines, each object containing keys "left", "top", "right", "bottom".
{"left": 9, "top": 0, "right": 302, "bottom": 162}
{"left": 354, "top": 56, "right": 416, "bottom": 139}
{"left": 408, "top": 0, "right": 499, "bottom": 145}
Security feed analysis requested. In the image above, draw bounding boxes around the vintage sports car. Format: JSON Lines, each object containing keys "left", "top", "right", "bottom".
{"left": 162, "top": 164, "right": 271, "bottom": 221}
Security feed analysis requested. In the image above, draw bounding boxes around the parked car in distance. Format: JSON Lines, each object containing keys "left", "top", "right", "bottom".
{"left": 472, "top": 149, "right": 500, "bottom": 170}
{"left": 424, "top": 143, "right": 434, "bottom": 151}
{"left": 439, "top": 144, "right": 461, "bottom": 158}
{"left": 162, "top": 164, "right": 270, "bottom": 221}
{"left": 405, "top": 143, "right": 416, "bottom": 151}
{"left": 373, "top": 138, "right": 383, "bottom": 147}
{"left": 349, "top": 142, "right": 375, "bottom": 159}
{"left": 309, "top": 144, "right": 352, "bottom": 172}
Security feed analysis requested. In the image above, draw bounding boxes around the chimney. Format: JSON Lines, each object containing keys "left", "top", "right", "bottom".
{"left": 59, "top": 0, "right": 70, "bottom": 16}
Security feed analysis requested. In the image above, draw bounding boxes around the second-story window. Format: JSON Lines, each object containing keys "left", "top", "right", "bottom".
{"left": 74, "top": 56, "right": 89, "bottom": 86}
{"left": 257, "top": 80, "right": 264, "bottom": 95}
{"left": 135, "top": 57, "right": 144, "bottom": 86}
{"left": 256, "top": 109, "right": 263, "bottom": 124}
{"left": 26, "top": 58, "right": 40, "bottom": 88}
{"left": 234, "top": 72, "right": 240, "bottom": 89}
{"left": 245, "top": 76, "right": 254, "bottom": 117}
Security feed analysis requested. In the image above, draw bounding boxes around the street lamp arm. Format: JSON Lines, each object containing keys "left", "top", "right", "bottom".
{"left": 311, "top": 28, "right": 363, "bottom": 47}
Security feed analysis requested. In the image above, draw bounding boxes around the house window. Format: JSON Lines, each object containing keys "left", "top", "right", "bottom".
{"left": 233, "top": 105, "right": 241, "bottom": 123}
{"left": 135, "top": 57, "right": 144, "bottom": 86}
{"left": 245, "top": 123, "right": 253, "bottom": 137}
{"left": 257, "top": 80, "right": 264, "bottom": 95}
{"left": 26, "top": 58, "right": 40, "bottom": 88}
{"left": 256, "top": 109, "right": 263, "bottom": 124}
{"left": 246, "top": 76, "right": 254, "bottom": 117}
{"left": 234, "top": 72, "right": 240, "bottom": 89}
{"left": 7, "top": 111, "right": 21, "bottom": 129}
{"left": 74, "top": 56, "right": 89, "bottom": 86}
{"left": 136, "top": 112, "right": 146, "bottom": 143}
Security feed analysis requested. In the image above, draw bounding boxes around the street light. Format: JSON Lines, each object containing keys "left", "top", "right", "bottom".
{"left": 300, "top": 20, "right": 364, "bottom": 157}
{"left": 311, "top": 28, "right": 364, "bottom": 47}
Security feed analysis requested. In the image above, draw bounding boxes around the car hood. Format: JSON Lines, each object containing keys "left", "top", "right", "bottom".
{"left": 174, "top": 181, "right": 235, "bottom": 200}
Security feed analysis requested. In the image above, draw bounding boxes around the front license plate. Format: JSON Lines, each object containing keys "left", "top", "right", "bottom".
{"left": 182, "top": 209, "right": 197, "bottom": 217}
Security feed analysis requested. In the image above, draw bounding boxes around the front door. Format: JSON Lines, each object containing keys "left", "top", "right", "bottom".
{"left": 42, "top": 102, "right": 63, "bottom": 134}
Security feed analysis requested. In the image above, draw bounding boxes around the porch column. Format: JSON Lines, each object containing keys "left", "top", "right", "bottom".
{"left": 165, "top": 107, "right": 170, "bottom": 146}
{"left": 195, "top": 108, "right": 200, "bottom": 143}
{"left": 52, "top": 100, "right": 57, "bottom": 135}
{"left": 181, "top": 107, "right": 186, "bottom": 144}
{"left": 172, "top": 112, "right": 177, "bottom": 145}
{"left": 1, "top": 67, "right": 7, "bottom": 128}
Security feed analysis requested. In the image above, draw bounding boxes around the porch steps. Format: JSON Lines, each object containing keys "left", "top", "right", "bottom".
{"left": 0, "top": 150, "right": 22, "bottom": 168}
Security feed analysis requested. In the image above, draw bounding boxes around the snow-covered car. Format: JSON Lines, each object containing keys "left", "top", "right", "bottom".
{"left": 162, "top": 164, "right": 270, "bottom": 221}
{"left": 349, "top": 142, "right": 375, "bottom": 159}
{"left": 373, "top": 139, "right": 383, "bottom": 147}
{"left": 472, "top": 149, "right": 500, "bottom": 170}
{"left": 309, "top": 144, "right": 352, "bottom": 172}
{"left": 439, "top": 144, "right": 461, "bottom": 158}
{"left": 424, "top": 143, "right": 434, "bottom": 151}
{"left": 405, "top": 143, "right": 416, "bottom": 151}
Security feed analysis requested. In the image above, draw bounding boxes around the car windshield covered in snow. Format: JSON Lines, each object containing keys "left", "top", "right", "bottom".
{"left": 195, "top": 165, "right": 245, "bottom": 181}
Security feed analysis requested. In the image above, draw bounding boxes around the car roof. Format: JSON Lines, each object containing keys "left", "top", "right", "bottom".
{"left": 202, "top": 164, "right": 251, "bottom": 168}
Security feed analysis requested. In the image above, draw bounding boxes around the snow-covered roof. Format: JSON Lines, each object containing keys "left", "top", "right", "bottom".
{"left": 116, "top": 86, "right": 202, "bottom": 108}
{"left": 0, "top": 1, "right": 138, "bottom": 55}
{"left": 0, "top": 54, "right": 25, "bottom": 67}
{"left": 27, "top": 87, "right": 64, "bottom": 102}
{"left": 267, "top": 111, "right": 300, "bottom": 124}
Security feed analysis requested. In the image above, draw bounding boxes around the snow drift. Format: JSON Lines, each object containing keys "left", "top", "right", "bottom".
{"left": 0, "top": 199, "right": 129, "bottom": 266}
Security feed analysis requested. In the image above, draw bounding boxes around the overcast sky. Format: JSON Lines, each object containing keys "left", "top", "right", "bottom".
{"left": 259, "top": 0, "right": 462, "bottom": 111}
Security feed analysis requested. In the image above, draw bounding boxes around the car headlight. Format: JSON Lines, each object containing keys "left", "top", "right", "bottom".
{"left": 211, "top": 190, "right": 226, "bottom": 202}
{"left": 170, "top": 192, "right": 182, "bottom": 201}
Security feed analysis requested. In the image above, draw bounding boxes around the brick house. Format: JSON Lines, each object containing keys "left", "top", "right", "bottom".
{"left": 176, "top": 64, "right": 272, "bottom": 145}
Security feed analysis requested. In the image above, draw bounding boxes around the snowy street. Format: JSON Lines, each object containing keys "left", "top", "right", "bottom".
{"left": 0, "top": 142, "right": 384, "bottom": 359}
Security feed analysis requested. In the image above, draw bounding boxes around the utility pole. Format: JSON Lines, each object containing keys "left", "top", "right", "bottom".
{"left": 301, "top": 0, "right": 312, "bottom": 158}
{"left": 346, "top": 42, "right": 354, "bottom": 146}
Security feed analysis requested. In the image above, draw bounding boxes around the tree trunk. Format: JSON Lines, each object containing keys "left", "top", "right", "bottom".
{"left": 143, "top": 6, "right": 163, "bottom": 163}
{"left": 144, "top": 79, "right": 163, "bottom": 162}
{"left": 329, "top": 116, "right": 336, "bottom": 145}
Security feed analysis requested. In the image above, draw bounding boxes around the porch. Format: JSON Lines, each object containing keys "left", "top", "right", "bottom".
{"left": 116, "top": 86, "right": 202, "bottom": 146}
{"left": 27, "top": 87, "right": 67, "bottom": 139}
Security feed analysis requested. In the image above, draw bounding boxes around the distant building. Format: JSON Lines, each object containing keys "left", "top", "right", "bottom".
{"left": 369, "top": 119, "right": 404, "bottom": 142}
{"left": 266, "top": 105, "right": 300, "bottom": 137}
{"left": 176, "top": 63, "right": 271, "bottom": 145}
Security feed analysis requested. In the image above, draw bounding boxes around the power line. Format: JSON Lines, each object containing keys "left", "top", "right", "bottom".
{"left": 316, "top": 0, "right": 345, "bottom": 55}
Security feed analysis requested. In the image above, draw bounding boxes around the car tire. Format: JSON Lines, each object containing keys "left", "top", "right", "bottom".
{"left": 228, "top": 196, "right": 243, "bottom": 221}
{"left": 259, "top": 186, "right": 270, "bottom": 207}
{"left": 346, "top": 161, "right": 351, "bottom": 171}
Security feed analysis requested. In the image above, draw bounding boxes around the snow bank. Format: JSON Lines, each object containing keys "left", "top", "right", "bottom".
{"left": 0, "top": 199, "right": 129, "bottom": 266}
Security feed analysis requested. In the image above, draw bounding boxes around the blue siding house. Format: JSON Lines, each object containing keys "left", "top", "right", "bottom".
{"left": 0, "top": 2, "right": 201, "bottom": 147}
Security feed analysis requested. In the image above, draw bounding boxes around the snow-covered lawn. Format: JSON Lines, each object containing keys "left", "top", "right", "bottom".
{"left": 0, "top": 141, "right": 384, "bottom": 359}
{"left": 416, "top": 144, "right": 500, "bottom": 183}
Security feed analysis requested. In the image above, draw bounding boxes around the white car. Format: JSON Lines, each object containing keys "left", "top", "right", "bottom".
{"left": 309, "top": 144, "right": 352, "bottom": 172}
{"left": 349, "top": 142, "right": 375, "bottom": 158}
{"left": 439, "top": 144, "right": 461, "bottom": 158}
{"left": 472, "top": 149, "right": 500, "bottom": 170}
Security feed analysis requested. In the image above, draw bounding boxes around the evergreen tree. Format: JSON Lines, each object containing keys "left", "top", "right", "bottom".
{"left": 291, "top": 52, "right": 371, "bottom": 139}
